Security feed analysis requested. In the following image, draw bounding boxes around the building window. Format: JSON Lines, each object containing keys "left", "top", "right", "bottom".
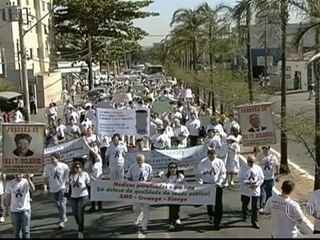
{"left": 37, "top": 47, "right": 40, "bottom": 58}
{"left": 42, "top": 1, "right": 46, "bottom": 11}
{"left": 47, "top": 2, "right": 51, "bottom": 11}
{"left": 17, "top": 0, "right": 20, "bottom": 5}
{"left": 43, "top": 24, "right": 48, "bottom": 34}
{"left": 29, "top": 48, "right": 33, "bottom": 59}
{"left": 2, "top": 9, "right": 7, "bottom": 21}
{"left": 26, "top": 0, "right": 29, "bottom": 5}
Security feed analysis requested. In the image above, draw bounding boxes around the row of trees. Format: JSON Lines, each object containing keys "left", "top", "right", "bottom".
{"left": 52, "top": 0, "right": 158, "bottom": 88}
{"left": 157, "top": 0, "right": 320, "bottom": 189}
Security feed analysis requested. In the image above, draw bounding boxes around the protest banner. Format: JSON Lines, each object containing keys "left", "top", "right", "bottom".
{"left": 97, "top": 108, "right": 150, "bottom": 137}
{"left": 112, "top": 93, "right": 130, "bottom": 104}
{"left": 2, "top": 123, "right": 45, "bottom": 174}
{"left": 91, "top": 180, "right": 216, "bottom": 205}
{"left": 236, "top": 102, "right": 276, "bottom": 146}
{"left": 125, "top": 145, "right": 207, "bottom": 173}
{"left": 44, "top": 138, "right": 89, "bottom": 165}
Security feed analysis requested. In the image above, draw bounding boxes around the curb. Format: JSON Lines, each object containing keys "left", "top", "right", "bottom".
{"left": 239, "top": 154, "right": 314, "bottom": 234}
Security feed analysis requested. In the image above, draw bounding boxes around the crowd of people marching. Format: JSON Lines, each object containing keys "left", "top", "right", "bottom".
{"left": 0, "top": 75, "right": 319, "bottom": 239}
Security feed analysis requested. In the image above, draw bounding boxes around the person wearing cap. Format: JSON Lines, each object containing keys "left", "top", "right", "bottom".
{"left": 105, "top": 133, "right": 128, "bottom": 180}
{"left": 239, "top": 155, "right": 264, "bottom": 229}
{"left": 186, "top": 111, "right": 201, "bottom": 146}
{"left": 257, "top": 145, "right": 279, "bottom": 213}
{"left": 127, "top": 154, "right": 153, "bottom": 233}
{"left": 5, "top": 173, "right": 35, "bottom": 239}
{"left": 13, "top": 134, "right": 34, "bottom": 157}
{"left": 225, "top": 135, "right": 240, "bottom": 187}
{"left": 43, "top": 153, "right": 70, "bottom": 229}
{"left": 151, "top": 125, "right": 171, "bottom": 150}
{"left": 172, "top": 118, "right": 190, "bottom": 148}
{"left": 197, "top": 147, "right": 226, "bottom": 230}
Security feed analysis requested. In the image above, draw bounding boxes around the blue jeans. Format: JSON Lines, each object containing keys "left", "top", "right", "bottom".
{"left": 11, "top": 210, "right": 31, "bottom": 239}
{"left": 260, "top": 179, "right": 274, "bottom": 208}
{"left": 53, "top": 190, "right": 67, "bottom": 223}
{"left": 70, "top": 197, "right": 88, "bottom": 232}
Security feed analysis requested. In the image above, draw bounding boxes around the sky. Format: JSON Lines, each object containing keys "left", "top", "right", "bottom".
{"left": 133, "top": 0, "right": 237, "bottom": 47}
{"left": 133, "top": 0, "right": 302, "bottom": 47}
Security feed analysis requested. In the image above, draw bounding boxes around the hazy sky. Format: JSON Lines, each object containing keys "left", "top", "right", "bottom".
{"left": 134, "top": 0, "right": 237, "bottom": 47}
{"left": 133, "top": 0, "right": 302, "bottom": 47}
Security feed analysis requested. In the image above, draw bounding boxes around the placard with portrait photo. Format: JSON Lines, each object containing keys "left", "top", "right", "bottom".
{"left": 2, "top": 123, "right": 46, "bottom": 174}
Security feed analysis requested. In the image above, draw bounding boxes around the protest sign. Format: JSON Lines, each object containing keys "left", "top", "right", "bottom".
{"left": 125, "top": 145, "right": 207, "bottom": 172}
{"left": 97, "top": 108, "right": 150, "bottom": 137}
{"left": 2, "top": 123, "right": 45, "bottom": 174}
{"left": 44, "top": 138, "right": 89, "bottom": 165}
{"left": 91, "top": 180, "right": 216, "bottom": 205}
{"left": 236, "top": 102, "right": 276, "bottom": 146}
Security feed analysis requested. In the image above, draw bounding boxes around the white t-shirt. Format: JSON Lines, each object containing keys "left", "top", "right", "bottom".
{"left": 151, "top": 133, "right": 171, "bottom": 149}
{"left": 258, "top": 153, "right": 279, "bottom": 180}
{"left": 5, "top": 178, "right": 31, "bottom": 212}
{"left": 127, "top": 163, "right": 153, "bottom": 182}
{"left": 197, "top": 157, "right": 227, "bottom": 187}
{"left": 264, "top": 194, "right": 306, "bottom": 238}
{"left": 81, "top": 119, "right": 93, "bottom": 130}
{"left": 239, "top": 164, "right": 264, "bottom": 197}
{"left": 70, "top": 111, "right": 79, "bottom": 122}
{"left": 85, "top": 134, "right": 99, "bottom": 148}
{"left": 69, "top": 172, "right": 90, "bottom": 198}
{"left": 307, "top": 190, "right": 320, "bottom": 231}
{"left": 69, "top": 124, "right": 81, "bottom": 136}
{"left": 56, "top": 124, "right": 67, "bottom": 138}
{"left": 173, "top": 125, "right": 190, "bottom": 148}
{"left": 186, "top": 119, "right": 201, "bottom": 136}
{"left": 90, "top": 160, "right": 103, "bottom": 181}
{"left": 105, "top": 143, "right": 128, "bottom": 168}
{"left": 44, "top": 162, "right": 70, "bottom": 193}
{"left": 164, "top": 126, "right": 174, "bottom": 138}
{"left": 0, "top": 172, "right": 4, "bottom": 195}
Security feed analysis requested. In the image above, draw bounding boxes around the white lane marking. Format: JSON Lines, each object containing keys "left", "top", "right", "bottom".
{"left": 239, "top": 154, "right": 314, "bottom": 233}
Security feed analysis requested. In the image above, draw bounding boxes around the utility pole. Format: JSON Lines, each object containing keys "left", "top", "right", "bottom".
{"left": 16, "top": 39, "right": 23, "bottom": 92}
{"left": 88, "top": 35, "right": 93, "bottom": 90}
{"left": 18, "top": 8, "right": 31, "bottom": 121}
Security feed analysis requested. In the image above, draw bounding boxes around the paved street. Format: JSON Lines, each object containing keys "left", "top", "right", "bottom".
{"left": 0, "top": 185, "right": 273, "bottom": 238}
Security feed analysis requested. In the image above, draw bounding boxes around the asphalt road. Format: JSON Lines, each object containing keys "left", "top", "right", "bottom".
{"left": 0, "top": 183, "right": 274, "bottom": 239}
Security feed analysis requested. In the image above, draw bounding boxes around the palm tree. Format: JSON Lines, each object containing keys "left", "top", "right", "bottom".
{"left": 170, "top": 8, "right": 204, "bottom": 104}
{"left": 232, "top": 0, "right": 254, "bottom": 103}
{"left": 197, "top": 3, "right": 233, "bottom": 113}
{"left": 293, "top": 0, "right": 320, "bottom": 189}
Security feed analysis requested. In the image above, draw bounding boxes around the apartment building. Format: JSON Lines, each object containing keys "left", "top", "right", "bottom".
{"left": 0, "top": 0, "right": 62, "bottom": 107}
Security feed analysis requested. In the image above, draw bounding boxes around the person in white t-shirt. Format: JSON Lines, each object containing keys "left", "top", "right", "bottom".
{"left": 172, "top": 118, "right": 189, "bottom": 148}
{"left": 5, "top": 174, "right": 35, "bottom": 239}
{"left": 68, "top": 119, "right": 81, "bottom": 139}
{"left": 264, "top": 180, "right": 310, "bottom": 238}
{"left": 239, "top": 155, "right": 264, "bottom": 229}
{"left": 225, "top": 135, "right": 240, "bottom": 187}
{"left": 43, "top": 153, "right": 70, "bottom": 229}
{"left": 88, "top": 147, "right": 103, "bottom": 212}
{"left": 257, "top": 145, "right": 279, "bottom": 212}
{"left": 127, "top": 154, "right": 153, "bottom": 233}
{"left": 69, "top": 160, "right": 90, "bottom": 239}
{"left": 307, "top": 189, "right": 320, "bottom": 234}
{"left": 105, "top": 134, "right": 128, "bottom": 180}
{"left": 0, "top": 172, "right": 6, "bottom": 223}
{"left": 56, "top": 119, "right": 67, "bottom": 142}
{"left": 186, "top": 112, "right": 201, "bottom": 146}
{"left": 151, "top": 126, "right": 171, "bottom": 150}
{"left": 14, "top": 109, "right": 25, "bottom": 123}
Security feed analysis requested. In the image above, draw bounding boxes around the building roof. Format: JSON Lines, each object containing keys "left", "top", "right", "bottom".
{"left": 0, "top": 91, "right": 22, "bottom": 100}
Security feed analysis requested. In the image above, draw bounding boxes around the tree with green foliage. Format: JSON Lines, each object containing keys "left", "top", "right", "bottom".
{"left": 53, "top": 0, "right": 158, "bottom": 89}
